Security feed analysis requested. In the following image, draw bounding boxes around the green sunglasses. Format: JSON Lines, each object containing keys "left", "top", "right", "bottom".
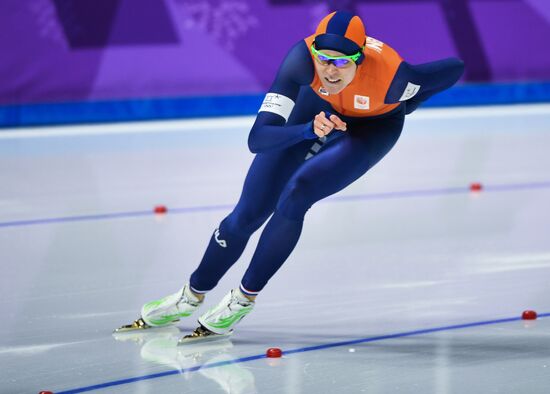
{"left": 310, "top": 44, "right": 362, "bottom": 67}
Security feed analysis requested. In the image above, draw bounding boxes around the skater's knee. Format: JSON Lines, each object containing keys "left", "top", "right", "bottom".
{"left": 223, "top": 209, "right": 269, "bottom": 237}
{"left": 276, "top": 177, "right": 314, "bottom": 220}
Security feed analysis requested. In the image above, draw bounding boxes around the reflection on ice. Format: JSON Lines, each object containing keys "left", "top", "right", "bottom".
{"left": 113, "top": 327, "right": 258, "bottom": 393}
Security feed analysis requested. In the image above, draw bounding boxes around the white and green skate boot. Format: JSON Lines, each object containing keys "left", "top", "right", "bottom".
{"left": 179, "top": 289, "right": 254, "bottom": 344}
{"left": 198, "top": 289, "right": 254, "bottom": 335}
{"left": 141, "top": 285, "right": 204, "bottom": 327}
{"left": 201, "top": 289, "right": 255, "bottom": 334}
{"left": 115, "top": 285, "right": 203, "bottom": 332}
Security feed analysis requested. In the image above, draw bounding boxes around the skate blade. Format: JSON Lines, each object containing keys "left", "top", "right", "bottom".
{"left": 178, "top": 333, "right": 232, "bottom": 346}
{"left": 114, "top": 318, "right": 152, "bottom": 333}
{"left": 178, "top": 326, "right": 233, "bottom": 346}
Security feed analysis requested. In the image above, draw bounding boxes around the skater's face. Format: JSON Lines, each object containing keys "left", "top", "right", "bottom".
{"left": 313, "top": 49, "right": 358, "bottom": 95}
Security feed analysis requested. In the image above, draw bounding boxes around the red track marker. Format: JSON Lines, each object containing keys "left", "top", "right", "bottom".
{"left": 522, "top": 310, "right": 537, "bottom": 320}
{"left": 154, "top": 205, "right": 168, "bottom": 214}
{"left": 470, "top": 182, "right": 483, "bottom": 192}
{"left": 266, "top": 347, "right": 282, "bottom": 358}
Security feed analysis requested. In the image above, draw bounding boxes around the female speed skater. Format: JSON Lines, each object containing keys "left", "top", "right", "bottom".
{"left": 116, "top": 10, "right": 464, "bottom": 341}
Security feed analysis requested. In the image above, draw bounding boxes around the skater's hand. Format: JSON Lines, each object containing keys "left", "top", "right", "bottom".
{"left": 313, "top": 112, "right": 347, "bottom": 137}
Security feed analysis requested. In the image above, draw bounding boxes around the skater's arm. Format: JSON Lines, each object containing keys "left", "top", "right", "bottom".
{"left": 248, "top": 42, "right": 318, "bottom": 154}
{"left": 385, "top": 58, "right": 465, "bottom": 115}
{"left": 249, "top": 112, "right": 318, "bottom": 154}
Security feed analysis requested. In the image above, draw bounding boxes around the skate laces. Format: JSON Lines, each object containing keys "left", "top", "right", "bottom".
{"left": 179, "top": 297, "right": 200, "bottom": 308}
{"left": 230, "top": 289, "right": 254, "bottom": 308}
{"left": 179, "top": 286, "right": 202, "bottom": 308}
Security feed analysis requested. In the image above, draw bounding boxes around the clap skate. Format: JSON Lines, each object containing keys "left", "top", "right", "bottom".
{"left": 114, "top": 317, "right": 153, "bottom": 333}
{"left": 113, "top": 325, "right": 181, "bottom": 344}
{"left": 114, "top": 284, "right": 203, "bottom": 333}
{"left": 179, "top": 288, "right": 254, "bottom": 345}
{"left": 178, "top": 324, "right": 233, "bottom": 345}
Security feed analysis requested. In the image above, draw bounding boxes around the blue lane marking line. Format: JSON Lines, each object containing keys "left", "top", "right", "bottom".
{"left": 329, "top": 181, "right": 550, "bottom": 202}
{"left": 2, "top": 180, "right": 550, "bottom": 229}
{"left": 0, "top": 204, "right": 235, "bottom": 229}
{"left": 55, "top": 313, "right": 550, "bottom": 394}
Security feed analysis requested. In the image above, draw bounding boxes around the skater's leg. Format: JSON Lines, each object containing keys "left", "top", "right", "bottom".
{"left": 122, "top": 151, "right": 302, "bottom": 331}
{"left": 194, "top": 111, "right": 404, "bottom": 335}
{"left": 189, "top": 149, "right": 302, "bottom": 293}
{"left": 240, "top": 111, "right": 405, "bottom": 294}
{"left": 189, "top": 87, "right": 331, "bottom": 294}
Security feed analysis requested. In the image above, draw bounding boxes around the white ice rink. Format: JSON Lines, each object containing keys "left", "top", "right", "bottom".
{"left": 1, "top": 104, "right": 550, "bottom": 393}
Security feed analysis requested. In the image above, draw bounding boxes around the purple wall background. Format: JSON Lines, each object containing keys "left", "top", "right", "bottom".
{"left": 1, "top": 0, "right": 549, "bottom": 106}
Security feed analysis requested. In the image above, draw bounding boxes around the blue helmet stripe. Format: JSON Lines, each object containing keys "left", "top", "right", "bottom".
{"left": 326, "top": 11, "right": 354, "bottom": 36}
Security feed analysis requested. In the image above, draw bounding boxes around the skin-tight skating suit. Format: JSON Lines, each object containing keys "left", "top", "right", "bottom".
{"left": 189, "top": 35, "right": 464, "bottom": 296}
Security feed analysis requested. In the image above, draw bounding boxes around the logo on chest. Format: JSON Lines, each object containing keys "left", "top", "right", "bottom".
{"left": 354, "top": 95, "right": 370, "bottom": 110}
{"left": 318, "top": 87, "right": 329, "bottom": 96}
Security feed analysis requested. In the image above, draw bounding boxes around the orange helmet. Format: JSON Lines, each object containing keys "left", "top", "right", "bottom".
{"left": 313, "top": 11, "right": 366, "bottom": 64}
